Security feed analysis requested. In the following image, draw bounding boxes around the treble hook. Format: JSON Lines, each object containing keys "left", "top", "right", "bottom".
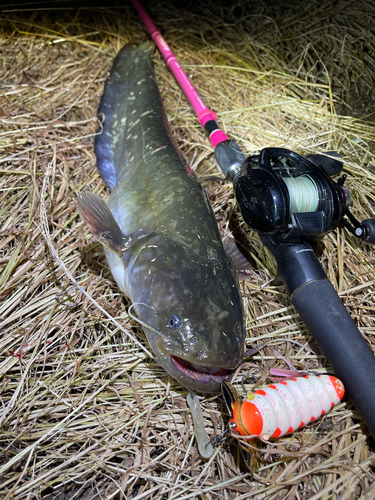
{"left": 205, "top": 427, "right": 231, "bottom": 449}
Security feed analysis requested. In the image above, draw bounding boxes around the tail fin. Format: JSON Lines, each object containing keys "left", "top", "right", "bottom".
{"left": 94, "top": 42, "right": 155, "bottom": 190}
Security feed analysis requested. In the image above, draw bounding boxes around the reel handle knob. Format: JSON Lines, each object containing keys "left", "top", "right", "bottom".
{"left": 356, "top": 218, "right": 375, "bottom": 243}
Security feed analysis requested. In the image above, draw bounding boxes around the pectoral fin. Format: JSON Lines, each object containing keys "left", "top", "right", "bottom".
{"left": 223, "top": 235, "right": 253, "bottom": 280}
{"left": 77, "top": 192, "right": 130, "bottom": 257}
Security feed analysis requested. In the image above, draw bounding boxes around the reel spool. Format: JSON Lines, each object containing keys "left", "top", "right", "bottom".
{"left": 235, "top": 148, "right": 351, "bottom": 241}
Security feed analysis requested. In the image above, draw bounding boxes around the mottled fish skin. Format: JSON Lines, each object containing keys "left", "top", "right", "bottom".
{"left": 82, "top": 41, "right": 245, "bottom": 393}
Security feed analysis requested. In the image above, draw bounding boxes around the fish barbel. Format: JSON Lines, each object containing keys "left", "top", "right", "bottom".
{"left": 78, "top": 41, "right": 246, "bottom": 393}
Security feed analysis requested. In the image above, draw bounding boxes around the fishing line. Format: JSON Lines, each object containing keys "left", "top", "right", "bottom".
{"left": 38, "top": 156, "right": 154, "bottom": 361}
{"left": 242, "top": 338, "right": 318, "bottom": 361}
{"left": 128, "top": 303, "right": 182, "bottom": 348}
{"left": 241, "top": 338, "right": 319, "bottom": 394}
{"left": 267, "top": 338, "right": 318, "bottom": 356}
{"left": 282, "top": 175, "right": 319, "bottom": 213}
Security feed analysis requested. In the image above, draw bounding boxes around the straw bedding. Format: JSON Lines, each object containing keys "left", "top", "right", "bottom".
{"left": 0, "top": 1, "right": 375, "bottom": 498}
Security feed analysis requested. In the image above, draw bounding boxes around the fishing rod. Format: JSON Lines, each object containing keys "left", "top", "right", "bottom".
{"left": 132, "top": 0, "right": 375, "bottom": 439}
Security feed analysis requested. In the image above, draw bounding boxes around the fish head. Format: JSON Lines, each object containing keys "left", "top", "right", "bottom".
{"left": 130, "top": 234, "right": 245, "bottom": 393}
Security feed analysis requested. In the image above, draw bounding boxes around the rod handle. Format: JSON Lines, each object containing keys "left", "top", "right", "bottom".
{"left": 292, "top": 279, "right": 375, "bottom": 438}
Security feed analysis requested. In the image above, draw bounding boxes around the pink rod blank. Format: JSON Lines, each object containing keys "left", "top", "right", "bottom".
{"left": 132, "top": 0, "right": 228, "bottom": 144}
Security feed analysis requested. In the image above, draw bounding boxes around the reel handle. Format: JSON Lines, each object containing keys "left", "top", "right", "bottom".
{"left": 262, "top": 236, "right": 375, "bottom": 438}
{"left": 356, "top": 218, "right": 375, "bottom": 243}
{"left": 305, "top": 151, "right": 344, "bottom": 176}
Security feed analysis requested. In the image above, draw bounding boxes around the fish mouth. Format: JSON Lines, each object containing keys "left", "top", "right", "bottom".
{"left": 171, "top": 356, "right": 231, "bottom": 384}
{"left": 149, "top": 334, "right": 238, "bottom": 393}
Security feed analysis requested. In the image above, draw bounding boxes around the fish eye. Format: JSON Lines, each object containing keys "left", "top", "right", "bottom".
{"left": 167, "top": 315, "right": 180, "bottom": 329}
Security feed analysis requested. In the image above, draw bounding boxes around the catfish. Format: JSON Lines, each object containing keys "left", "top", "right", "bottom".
{"left": 78, "top": 41, "right": 249, "bottom": 393}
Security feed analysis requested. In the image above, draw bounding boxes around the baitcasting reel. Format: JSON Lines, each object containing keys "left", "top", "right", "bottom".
{"left": 233, "top": 147, "right": 375, "bottom": 243}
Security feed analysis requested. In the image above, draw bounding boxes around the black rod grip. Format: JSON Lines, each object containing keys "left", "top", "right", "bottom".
{"left": 292, "top": 279, "right": 375, "bottom": 438}
{"left": 260, "top": 236, "right": 327, "bottom": 295}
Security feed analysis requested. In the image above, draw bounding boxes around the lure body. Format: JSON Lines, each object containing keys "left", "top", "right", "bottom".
{"left": 230, "top": 375, "right": 344, "bottom": 438}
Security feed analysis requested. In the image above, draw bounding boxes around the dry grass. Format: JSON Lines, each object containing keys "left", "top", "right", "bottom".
{"left": 0, "top": 1, "right": 375, "bottom": 498}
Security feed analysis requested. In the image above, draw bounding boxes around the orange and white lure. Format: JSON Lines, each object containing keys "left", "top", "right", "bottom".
{"left": 225, "top": 374, "right": 345, "bottom": 439}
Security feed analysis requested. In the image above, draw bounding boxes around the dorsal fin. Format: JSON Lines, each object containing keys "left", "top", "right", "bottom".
{"left": 77, "top": 192, "right": 131, "bottom": 257}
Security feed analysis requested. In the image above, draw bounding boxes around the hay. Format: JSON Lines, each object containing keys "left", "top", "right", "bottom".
{"left": 0, "top": 1, "right": 375, "bottom": 498}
